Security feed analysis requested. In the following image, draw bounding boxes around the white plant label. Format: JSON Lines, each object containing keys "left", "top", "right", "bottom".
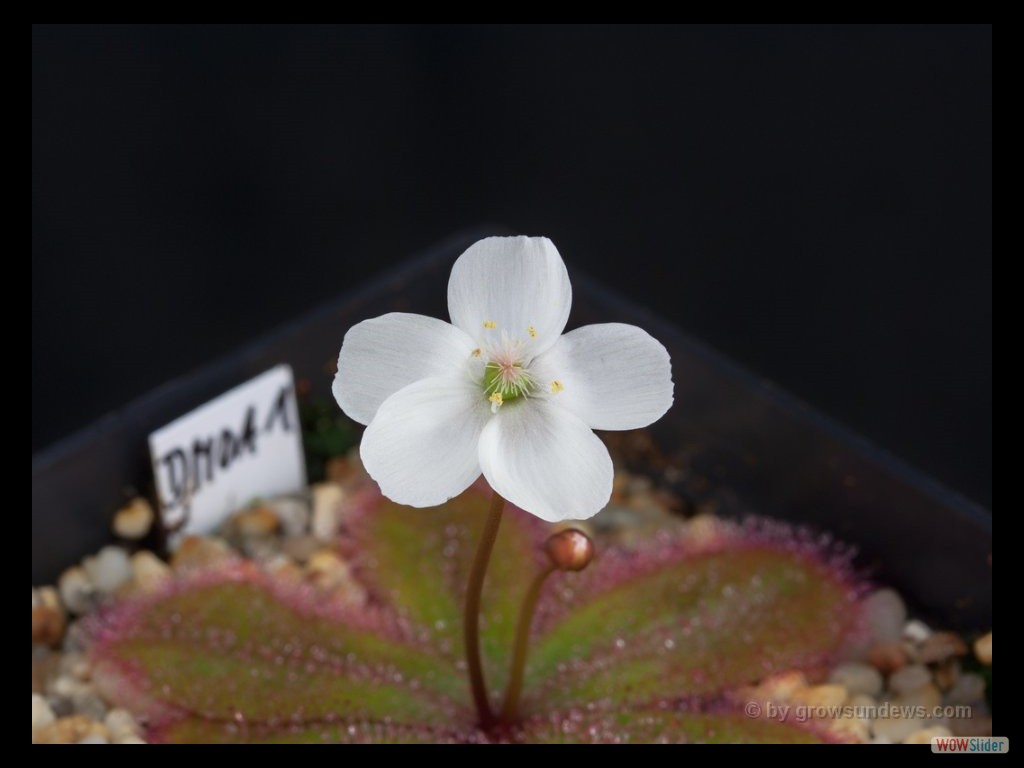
{"left": 148, "top": 365, "right": 306, "bottom": 534}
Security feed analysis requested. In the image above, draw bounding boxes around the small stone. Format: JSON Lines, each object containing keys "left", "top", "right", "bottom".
{"left": 624, "top": 491, "right": 674, "bottom": 521}
{"left": 77, "top": 735, "right": 109, "bottom": 744}
{"left": 848, "top": 693, "right": 878, "bottom": 709}
{"left": 895, "top": 682, "right": 941, "bottom": 710}
{"left": 973, "top": 631, "right": 992, "bottom": 665}
{"left": 51, "top": 669, "right": 83, "bottom": 692}
{"left": 829, "top": 716, "right": 870, "bottom": 743}
{"left": 872, "top": 715, "right": 926, "bottom": 743}
{"left": 902, "top": 619, "right": 932, "bottom": 644}
{"left": 796, "top": 684, "right": 848, "bottom": 708}
{"left": 829, "top": 662, "right": 883, "bottom": 697}
{"left": 754, "top": 671, "right": 808, "bottom": 702}
{"left": 934, "top": 659, "right": 961, "bottom": 690}
{"left": 269, "top": 496, "right": 310, "bottom": 537}
{"left": 592, "top": 504, "right": 639, "bottom": 532}
{"left": 82, "top": 546, "right": 132, "bottom": 594}
{"left": 889, "top": 664, "right": 931, "bottom": 694}
{"left": 33, "top": 715, "right": 108, "bottom": 745}
{"left": 61, "top": 621, "right": 91, "bottom": 653}
{"left": 847, "top": 694, "right": 878, "bottom": 724}
{"left": 307, "top": 549, "right": 348, "bottom": 585}
{"left": 49, "top": 674, "right": 104, "bottom": 718}
{"left": 32, "top": 693, "right": 55, "bottom": 736}
{"left": 112, "top": 497, "right": 154, "bottom": 539}
{"left": 62, "top": 652, "right": 91, "bottom": 682}
{"left": 868, "top": 642, "right": 907, "bottom": 674}
{"left": 31, "top": 606, "right": 65, "bottom": 646}
{"left": 626, "top": 474, "right": 653, "bottom": 497}
{"left": 58, "top": 566, "right": 95, "bottom": 614}
{"left": 311, "top": 483, "right": 345, "bottom": 542}
{"left": 903, "top": 725, "right": 952, "bottom": 744}
{"left": 117, "top": 735, "right": 148, "bottom": 744}
{"left": 265, "top": 556, "right": 304, "bottom": 584}
{"left": 32, "top": 588, "right": 66, "bottom": 647}
{"left": 662, "top": 465, "right": 685, "bottom": 484}
{"left": 694, "top": 499, "right": 719, "bottom": 517}
{"left": 130, "top": 551, "right": 172, "bottom": 593}
{"left": 171, "top": 535, "right": 236, "bottom": 572}
{"left": 653, "top": 488, "right": 685, "bottom": 514}
{"left": 37, "top": 585, "right": 60, "bottom": 610}
{"left": 918, "top": 631, "right": 968, "bottom": 664}
{"left": 32, "top": 647, "right": 59, "bottom": 694}
{"left": 233, "top": 505, "right": 280, "bottom": 537}
{"left": 325, "top": 450, "right": 368, "bottom": 490}
{"left": 104, "top": 709, "right": 139, "bottom": 742}
{"left": 75, "top": 692, "right": 109, "bottom": 721}
{"left": 306, "top": 550, "right": 366, "bottom": 607}
{"left": 237, "top": 535, "right": 280, "bottom": 562}
{"left": 684, "top": 513, "right": 723, "bottom": 547}
{"left": 282, "top": 534, "right": 323, "bottom": 564}
{"left": 863, "top": 589, "right": 906, "bottom": 644}
{"left": 944, "top": 672, "right": 986, "bottom": 706}
{"left": 48, "top": 697, "right": 74, "bottom": 718}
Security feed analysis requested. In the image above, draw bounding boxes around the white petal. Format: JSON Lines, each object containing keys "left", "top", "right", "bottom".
{"left": 360, "top": 376, "right": 490, "bottom": 507}
{"left": 531, "top": 323, "right": 673, "bottom": 431}
{"left": 333, "top": 313, "right": 474, "bottom": 425}
{"left": 447, "top": 236, "right": 572, "bottom": 355}
{"left": 478, "top": 400, "right": 613, "bottom": 522}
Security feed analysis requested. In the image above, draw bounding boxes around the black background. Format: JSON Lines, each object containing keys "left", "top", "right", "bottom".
{"left": 32, "top": 25, "right": 992, "bottom": 508}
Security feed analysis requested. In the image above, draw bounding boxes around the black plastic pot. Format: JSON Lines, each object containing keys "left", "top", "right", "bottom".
{"left": 32, "top": 232, "right": 992, "bottom": 630}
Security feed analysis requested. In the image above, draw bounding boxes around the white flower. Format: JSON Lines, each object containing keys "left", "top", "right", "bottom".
{"left": 333, "top": 236, "right": 673, "bottom": 522}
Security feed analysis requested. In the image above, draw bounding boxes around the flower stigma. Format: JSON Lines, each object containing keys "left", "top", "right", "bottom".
{"left": 479, "top": 328, "right": 538, "bottom": 411}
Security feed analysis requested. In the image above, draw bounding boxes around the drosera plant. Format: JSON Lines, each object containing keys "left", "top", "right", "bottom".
{"left": 88, "top": 237, "right": 867, "bottom": 743}
{"left": 334, "top": 236, "right": 676, "bottom": 729}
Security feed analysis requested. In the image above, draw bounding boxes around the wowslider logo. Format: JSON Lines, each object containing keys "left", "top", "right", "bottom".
{"left": 932, "top": 736, "right": 1008, "bottom": 754}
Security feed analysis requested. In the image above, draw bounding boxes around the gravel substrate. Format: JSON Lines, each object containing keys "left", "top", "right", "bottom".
{"left": 31, "top": 451, "right": 993, "bottom": 744}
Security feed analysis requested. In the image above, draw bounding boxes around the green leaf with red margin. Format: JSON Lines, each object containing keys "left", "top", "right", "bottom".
{"left": 91, "top": 486, "right": 861, "bottom": 743}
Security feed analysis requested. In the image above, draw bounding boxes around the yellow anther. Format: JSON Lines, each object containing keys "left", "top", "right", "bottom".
{"left": 528, "top": 325, "right": 537, "bottom": 338}
{"left": 488, "top": 392, "right": 504, "bottom": 411}
{"left": 483, "top": 320, "right": 497, "bottom": 329}
{"left": 550, "top": 380, "right": 564, "bottom": 394}
{"left": 471, "top": 348, "right": 482, "bottom": 357}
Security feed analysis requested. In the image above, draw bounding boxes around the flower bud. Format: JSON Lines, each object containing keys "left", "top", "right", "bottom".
{"left": 544, "top": 528, "right": 595, "bottom": 572}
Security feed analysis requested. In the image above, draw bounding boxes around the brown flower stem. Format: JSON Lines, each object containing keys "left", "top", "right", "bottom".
{"left": 464, "top": 490, "right": 505, "bottom": 729}
{"left": 500, "top": 563, "right": 556, "bottom": 725}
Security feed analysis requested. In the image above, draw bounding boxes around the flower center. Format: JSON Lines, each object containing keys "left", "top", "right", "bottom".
{"left": 478, "top": 322, "right": 537, "bottom": 411}
{"left": 483, "top": 358, "right": 534, "bottom": 410}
